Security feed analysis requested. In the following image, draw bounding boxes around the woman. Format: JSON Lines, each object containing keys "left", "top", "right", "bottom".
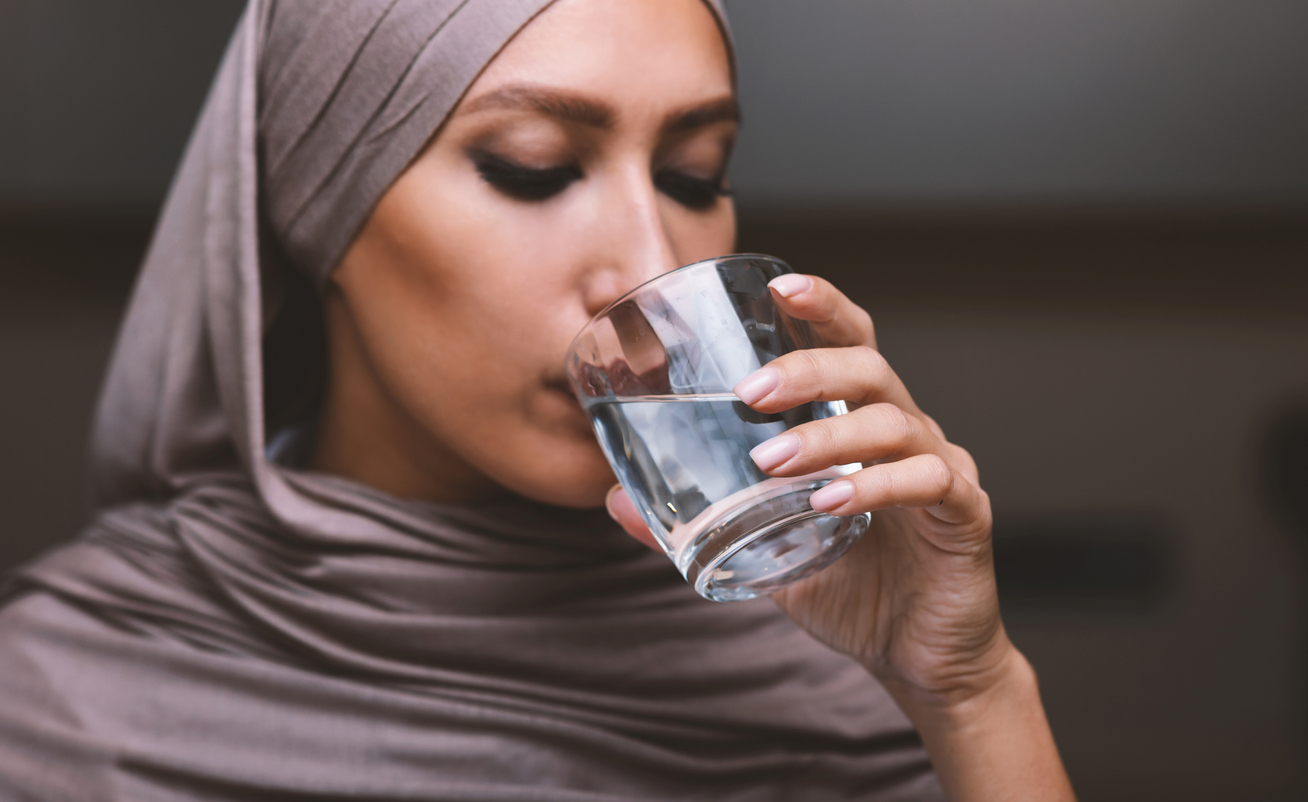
{"left": 0, "top": 0, "right": 1074, "bottom": 799}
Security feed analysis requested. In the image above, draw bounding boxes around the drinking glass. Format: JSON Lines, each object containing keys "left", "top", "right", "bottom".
{"left": 566, "top": 254, "right": 869, "bottom": 602}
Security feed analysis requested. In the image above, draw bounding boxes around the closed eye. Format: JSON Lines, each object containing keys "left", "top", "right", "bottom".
{"left": 654, "top": 169, "right": 732, "bottom": 211}
{"left": 472, "top": 149, "right": 582, "bottom": 201}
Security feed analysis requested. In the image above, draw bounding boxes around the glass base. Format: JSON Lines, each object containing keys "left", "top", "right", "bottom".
{"left": 673, "top": 478, "right": 870, "bottom": 602}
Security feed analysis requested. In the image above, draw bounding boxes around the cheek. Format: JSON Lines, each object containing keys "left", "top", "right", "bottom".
{"left": 340, "top": 163, "right": 617, "bottom": 505}
{"left": 369, "top": 161, "right": 573, "bottom": 370}
{"left": 659, "top": 194, "right": 738, "bottom": 268}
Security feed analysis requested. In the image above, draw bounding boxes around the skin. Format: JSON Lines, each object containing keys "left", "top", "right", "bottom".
{"left": 314, "top": 0, "right": 1075, "bottom": 798}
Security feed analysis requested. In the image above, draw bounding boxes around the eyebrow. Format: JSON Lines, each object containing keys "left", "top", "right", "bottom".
{"left": 663, "top": 97, "right": 740, "bottom": 135}
{"left": 458, "top": 84, "right": 740, "bottom": 134}
{"left": 459, "top": 85, "right": 616, "bottom": 129}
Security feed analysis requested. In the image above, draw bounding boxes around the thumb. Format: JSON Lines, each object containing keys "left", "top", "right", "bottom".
{"left": 605, "top": 486, "right": 662, "bottom": 552}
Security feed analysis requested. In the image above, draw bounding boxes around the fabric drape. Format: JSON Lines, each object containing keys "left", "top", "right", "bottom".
{"left": 0, "top": 1, "right": 940, "bottom": 798}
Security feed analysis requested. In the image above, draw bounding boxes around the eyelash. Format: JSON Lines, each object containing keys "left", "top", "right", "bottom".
{"left": 653, "top": 169, "right": 733, "bottom": 211}
{"left": 472, "top": 151, "right": 731, "bottom": 211}
{"left": 472, "top": 151, "right": 582, "bottom": 201}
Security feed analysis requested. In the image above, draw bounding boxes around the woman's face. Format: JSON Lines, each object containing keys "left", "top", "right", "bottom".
{"left": 319, "top": 0, "right": 737, "bottom": 507}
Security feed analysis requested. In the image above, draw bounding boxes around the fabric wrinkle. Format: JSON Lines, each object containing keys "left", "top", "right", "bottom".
{"left": 0, "top": 1, "right": 941, "bottom": 799}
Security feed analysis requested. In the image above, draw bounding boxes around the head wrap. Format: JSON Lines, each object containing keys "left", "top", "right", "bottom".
{"left": 0, "top": 1, "right": 940, "bottom": 798}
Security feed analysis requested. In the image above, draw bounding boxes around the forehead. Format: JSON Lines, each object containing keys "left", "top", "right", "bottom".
{"left": 460, "top": 0, "right": 733, "bottom": 119}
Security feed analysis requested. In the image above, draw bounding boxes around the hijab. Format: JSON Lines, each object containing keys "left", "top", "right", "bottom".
{"left": 0, "top": 1, "right": 941, "bottom": 798}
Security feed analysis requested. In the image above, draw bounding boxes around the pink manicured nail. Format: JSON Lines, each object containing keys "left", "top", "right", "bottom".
{"left": 604, "top": 485, "right": 624, "bottom": 520}
{"left": 809, "top": 480, "right": 854, "bottom": 511}
{"left": 749, "top": 434, "right": 799, "bottom": 472}
{"left": 768, "top": 274, "right": 813, "bottom": 299}
{"left": 733, "top": 367, "right": 779, "bottom": 406}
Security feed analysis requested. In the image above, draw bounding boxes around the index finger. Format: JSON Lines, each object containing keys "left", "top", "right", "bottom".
{"left": 767, "top": 273, "right": 876, "bottom": 349}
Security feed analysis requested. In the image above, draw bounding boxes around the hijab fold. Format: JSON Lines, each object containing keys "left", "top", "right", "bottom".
{"left": 0, "top": 1, "right": 941, "bottom": 798}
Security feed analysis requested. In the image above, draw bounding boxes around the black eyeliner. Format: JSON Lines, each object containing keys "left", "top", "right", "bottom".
{"left": 470, "top": 148, "right": 582, "bottom": 201}
{"left": 654, "top": 169, "right": 732, "bottom": 211}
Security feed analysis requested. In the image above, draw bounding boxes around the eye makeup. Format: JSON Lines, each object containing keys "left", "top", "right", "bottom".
{"left": 653, "top": 168, "right": 732, "bottom": 211}
{"left": 470, "top": 148, "right": 582, "bottom": 202}
{"left": 468, "top": 147, "right": 732, "bottom": 211}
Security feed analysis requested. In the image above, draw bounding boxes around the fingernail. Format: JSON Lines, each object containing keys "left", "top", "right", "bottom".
{"left": 604, "top": 485, "right": 623, "bottom": 520}
{"left": 749, "top": 434, "right": 800, "bottom": 472}
{"left": 809, "top": 480, "right": 854, "bottom": 511}
{"left": 768, "top": 274, "right": 813, "bottom": 299}
{"left": 733, "top": 367, "right": 779, "bottom": 406}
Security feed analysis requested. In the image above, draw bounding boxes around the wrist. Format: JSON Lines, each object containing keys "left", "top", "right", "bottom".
{"left": 890, "top": 644, "right": 1037, "bottom": 736}
{"left": 866, "top": 628, "right": 1027, "bottom": 721}
{"left": 878, "top": 647, "right": 1075, "bottom": 802}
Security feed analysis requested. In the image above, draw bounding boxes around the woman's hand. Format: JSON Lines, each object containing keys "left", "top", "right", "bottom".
{"left": 733, "top": 272, "right": 1006, "bottom": 708}
{"left": 607, "top": 273, "right": 1075, "bottom": 801}
{"left": 607, "top": 271, "right": 1005, "bottom": 700}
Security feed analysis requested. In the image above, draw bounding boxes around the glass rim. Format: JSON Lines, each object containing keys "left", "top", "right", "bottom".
{"left": 565, "top": 252, "right": 789, "bottom": 359}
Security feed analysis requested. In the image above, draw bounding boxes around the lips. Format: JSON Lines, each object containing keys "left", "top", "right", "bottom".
{"left": 545, "top": 375, "right": 572, "bottom": 396}
{"left": 545, "top": 377, "right": 584, "bottom": 413}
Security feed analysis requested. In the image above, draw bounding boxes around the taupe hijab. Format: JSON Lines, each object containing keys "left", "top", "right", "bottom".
{"left": 0, "top": 1, "right": 940, "bottom": 799}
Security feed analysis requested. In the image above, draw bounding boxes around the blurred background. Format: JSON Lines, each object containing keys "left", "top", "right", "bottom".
{"left": 1, "top": 1, "right": 1306, "bottom": 798}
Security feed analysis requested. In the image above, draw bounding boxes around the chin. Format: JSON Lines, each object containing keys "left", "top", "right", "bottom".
{"left": 495, "top": 430, "right": 616, "bottom": 509}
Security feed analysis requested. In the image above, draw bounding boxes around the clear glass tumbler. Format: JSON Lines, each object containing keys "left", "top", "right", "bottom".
{"left": 566, "top": 254, "right": 870, "bottom": 602}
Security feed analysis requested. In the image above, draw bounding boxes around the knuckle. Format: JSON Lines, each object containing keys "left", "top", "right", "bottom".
{"left": 803, "top": 418, "right": 841, "bottom": 454}
{"left": 860, "top": 347, "right": 893, "bottom": 396}
{"left": 978, "top": 491, "right": 994, "bottom": 528}
{"left": 863, "top": 464, "right": 896, "bottom": 499}
{"left": 847, "top": 403, "right": 887, "bottom": 440}
{"left": 795, "top": 348, "right": 825, "bottom": 375}
{"left": 854, "top": 306, "right": 875, "bottom": 339}
{"left": 786, "top": 349, "right": 827, "bottom": 398}
{"left": 853, "top": 344, "right": 888, "bottom": 377}
{"left": 874, "top": 403, "right": 918, "bottom": 449}
{"left": 920, "top": 454, "right": 954, "bottom": 494}
{"left": 948, "top": 443, "right": 979, "bottom": 477}
{"left": 774, "top": 348, "right": 815, "bottom": 382}
{"left": 975, "top": 489, "right": 994, "bottom": 526}
{"left": 811, "top": 279, "right": 841, "bottom": 323}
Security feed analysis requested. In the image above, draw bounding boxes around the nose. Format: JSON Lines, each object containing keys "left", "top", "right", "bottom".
{"left": 581, "top": 165, "right": 680, "bottom": 317}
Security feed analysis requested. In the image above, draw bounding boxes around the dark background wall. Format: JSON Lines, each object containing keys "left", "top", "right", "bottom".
{"left": 1, "top": 2, "right": 1306, "bottom": 799}
{"left": 730, "top": 0, "right": 1308, "bottom": 206}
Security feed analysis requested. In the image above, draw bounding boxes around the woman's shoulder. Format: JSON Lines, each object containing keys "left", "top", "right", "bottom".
{"left": 0, "top": 591, "right": 118, "bottom": 801}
